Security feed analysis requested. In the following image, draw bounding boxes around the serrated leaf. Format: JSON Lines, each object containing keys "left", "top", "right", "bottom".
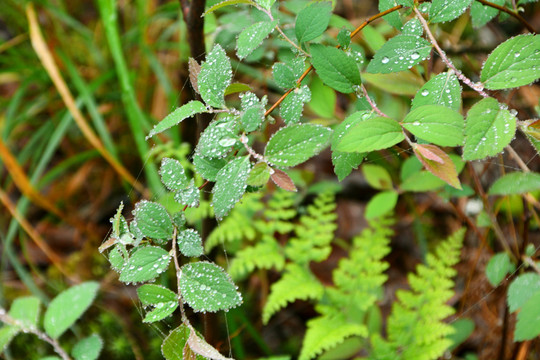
{"left": 273, "top": 62, "right": 298, "bottom": 89}
{"left": 336, "top": 117, "right": 404, "bottom": 153}
{"left": 363, "top": 164, "right": 393, "bottom": 190}
{"left": 160, "top": 158, "right": 189, "bottom": 191}
{"left": 119, "top": 246, "right": 171, "bottom": 283}
{"left": 308, "top": 76, "right": 336, "bottom": 119}
{"left": 204, "top": 0, "right": 255, "bottom": 14}
{"left": 44, "top": 282, "right": 99, "bottom": 339}
{"left": 265, "top": 124, "right": 332, "bottom": 167}
{"left": 366, "top": 34, "right": 431, "bottom": 74}
{"left": 280, "top": 85, "right": 311, "bottom": 124}
{"left": 379, "top": 0, "right": 403, "bottom": 29}
{"left": 137, "top": 284, "right": 177, "bottom": 305}
{"left": 362, "top": 71, "right": 424, "bottom": 96}
{"left": 180, "top": 261, "right": 242, "bottom": 312}
{"left": 402, "top": 18, "right": 422, "bottom": 36}
{"left": 365, "top": 190, "right": 398, "bottom": 219}
{"left": 270, "top": 168, "right": 297, "bottom": 192}
{"left": 108, "top": 244, "right": 127, "bottom": 272}
{"left": 240, "top": 92, "right": 266, "bottom": 132}
{"left": 8, "top": 296, "right": 41, "bottom": 327}
{"left": 247, "top": 162, "right": 271, "bottom": 186}
{"left": 198, "top": 45, "right": 232, "bottom": 108}
{"left": 174, "top": 179, "right": 200, "bottom": 208}
{"left": 400, "top": 171, "right": 447, "bottom": 192}
{"left": 470, "top": 0, "right": 504, "bottom": 28}
{"left": 193, "top": 154, "right": 227, "bottom": 181}
{"left": 224, "top": 83, "right": 251, "bottom": 96}
{"left": 147, "top": 101, "right": 207, "bottom": 139}
{"left": 142, "top": 301, "right": 178, "bottom": 323}
{"left": 212, "top": 156, "right": 251, "bottom": 219}
{"left": 188, "top": 58, "right": 201, "bottom": 94}
{"left": 134, "top": 200, "right": 174, "bottom": 240}
{"left": 337, "top": 28, "right": 351, "bottom": 48}
{"left": 295, "top": 2, "right": 332, "bottom": 43}
{"left": 162, "top": 325, "right": 191, "bottom": 360}
{"left": 411, "top": 72, "right": 461, "bottom": 111}
{"left": 187, "top": 327, "right": 234, "bottom": 360}
{"left": 72, "top": 334, "right": 103, "bottom": 360}
{"left": 178, "top": 229, "right": 204, "bottom": 257}
{"left": 508, "top": 273, "right": 540, "bottom": 313}
{"left": 463, "top": 98, "right": 516, "bottom": 160}
{"left": 255, "top": 0, "right": 275, "bottom": 10}
{"left": 514, "top": 291, "right": 540, "bottom": 341}
{"left": 488, "top": 172, "right": 540, "bottom": 195}
{"left": 402, "top": 105, "right": 464, "bottom": 146}
{"left": 237, "top": 20, "right": 277, "bottom": 59}
{"left": 195, "top": 116, "right": 239, "bottom": 158}
{"left": 414, "top": 144, "right": 461, "bottom": 189}
{"left": 485, "top": 252, "right": 515, "bottom": 287}
{"left": 310, "top": 44, "right": 361, "bottom": 93}
{"left": 429, "top": 0, "right": 472, "bottom": 23}
{"left": 480, "top": 34, "right": 540, "bottom": 90}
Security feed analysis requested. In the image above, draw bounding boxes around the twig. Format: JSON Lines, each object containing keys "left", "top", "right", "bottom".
{"left": 506, "top": 145, "right": 530, "bottom": 172}
{"left": 523, "top": 256, "right": 540, "bottom": 275}
{"left": 359, "top": 84, "right": 388, "bottom": 117}
{"left": 0, "top": 309, "right": 71, "bottom": 360}
{"left": 240, "top": 134, "right": 266, "bottom": 162}
{"left": 258, "top": 7, "right": 309, "bottom": 56}
{"left": 171, "top": 227, "right": 188, "bottom": 323}
{"left": 475, "top": 0, "right": 536, "bottom": 34}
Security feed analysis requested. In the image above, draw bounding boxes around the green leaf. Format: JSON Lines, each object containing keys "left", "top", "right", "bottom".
{"left": 265, "top": 124, "right": 332, "bottom": 167}
{"left": 237, "top": 20, "right": 277, "bottom": 60}
{"left": 255, "top": 0, "right": 275, "bottom": 10}
{"left": 137, "top": 284, "right": 177, "bottom": 305}
{"left": 365, "top": 190, "right": 398, "bottom": 219}
{"left": 463, "top": 98, "right": 517, "bottom": 160}
{"left": 180, "top": 261, "right": 242, "bottom": 312}
{"left": 193, "top": 154, "right": 227, "bottom": 181}
{"left": 178, "top": 229, "right": 204, "bottom": 257}
{"left": 402, "top": 105, "right": 464, "bottom": 146}
{"left": 224, "top": 82, "right": 251, "bottom": 96}
{"left": 212, "top": 156, "right": 251, "bottom": 219}
{"left": 336, "top": 117, "right": 404, "bottom": 153}
{"left": 308, "top": 76, "right": 336, "bottom": 119}
{"left": 402, "top": 18, "right": 422, "bottom": 36}
{"left": 174, "top": 179, "right": 200, "bottom": 208}
{"left": 119, "top": 246, "right": 171, "bottom": 283}
{"left": 514, "top": 291, "right": 540, "bottom": 341}
{"left": 0, "top": 296, "right": 41, "bottom": 350}
{"left": 411, "top": 72, "right": 462, "bottom": 111}
{"left": 429, "top": 0, "right": 472, "bottom": 23}
{"left": 134, "top": 200, "right": 174, "bottom": 240}
{"left": 72, "top": 334, "right": 103, "bottom": 360}
{"left": 470, "top": 0, "right": 504, "bottom": 28}
{"left": 337, "top": 28, "right": 351, "bottom": 49}
{"left": 273, "top": 61, "right": 302, "bottom": 89}
{"left": 361, "top": 71, "right": 424, "bottom": 96}
{"left": 44, "top": 282, "right": 99, "bottom": 339}
{"left": 240, "top": 92, "right": 266, "bottom": 132}
{"left": 247, "top": 162, "right": 271, "bottom": 186}
{"left": 280, "top": 85, "right": 311, "bottom": 125}
{"left": 205, "top": 0, "right": 255, "bottom": 15}
{"left": 295, "top": 2, "right": 332, "bottom": 43}
{"left": 508, "top": 273, "right": 540, "bottom": 313}
{"left": 448, "top": 319, "right": 475, "bottom": 351}
{"left": 400, "top": 171, "right": 447, "bottom": 192}
{"left": 310, "top": 44, "right": 361, "bottom": 93}
{"left": 160, "top": 158, "right": 189, "bottom": 191}
{"left": 108, "top": 244, "right": 127, "bottom": 272}
{"left": 379, "top": 0, "right": 403, "bottom": 30}
{"left": 363, "top": 164, "right": 393, "bottom": 190}
{"left": 147, "top": 101, "right": 206, "bottom": 139}
{"left": 162, "top": 325, "right": 190, "bottom": 360}
{"left": 485, "top": 252, "right": 515, "bottom": 287}
{"left": 195, "top": 116, "right": 239, "bottom": 159}
{"left": 488, "top": 172, "right": 540, "bottom": 195}
{"left": 481, "top": 34, "right": 540, "bottom": 90}
{"left": 366, "top": 35, "right": 431, "bottom": 74}
{"left": 198, "top": 44, "right": 232, "bottom": 108}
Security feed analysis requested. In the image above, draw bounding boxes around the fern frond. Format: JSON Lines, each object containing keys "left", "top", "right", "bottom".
{"left": 373, "top": 228, "right": 465, "bottom": 360}
{"left": 262, "top": 263, "right": 324, "bottom": 324}
{"left": 205, "top": 192, "right": 264, "bottom": 252}
{"left": 299, "top": 313, "right": 367, "bottom": 360}
{"left": 258, "top": 189, "right": 298, "bottom": 234}
{"left": 228, "top": 236, "right": 285, "bottom": 280}
{"left": 285, "top": 191, "right": 337, "bottom": 264}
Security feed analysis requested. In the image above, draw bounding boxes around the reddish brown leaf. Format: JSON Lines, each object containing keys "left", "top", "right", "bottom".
{"left": 188, "top": 57, "right": 201, "bottom": 94}
{"left": 413, "top": 143, "right": 462, "bottom": 189}
{"left": 270, "top": 168, "right": 297, "bottom": 192}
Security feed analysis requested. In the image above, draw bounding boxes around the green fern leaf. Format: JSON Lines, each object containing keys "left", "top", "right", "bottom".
{"left": 229, "top": 237, "right": 285, "bottom": 280}
{"left": 263, "top": 263, "right": 324, "bottom": 324}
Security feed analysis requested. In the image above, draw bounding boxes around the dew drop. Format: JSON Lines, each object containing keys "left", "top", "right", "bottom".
{"left": 421, "top": 89, "right": 429, "bottom": 96}
{"left": 381, "top": 56, "right": 390, "bottom": 64}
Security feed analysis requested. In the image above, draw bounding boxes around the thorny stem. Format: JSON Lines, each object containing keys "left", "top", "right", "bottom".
{"left": 476, "top": 0, "right": 536, "bottom": 33}
{"left": 414, "top": 7, "right": 491, "bottom": 98}
{"left": 0, "top": 309, "right": 71, "bottom": 360}
{"left": 265, "top": 5, "right": 404, "bottom": 117}
{"left": 171, "top": 227, "right": 188, "bottom": 323}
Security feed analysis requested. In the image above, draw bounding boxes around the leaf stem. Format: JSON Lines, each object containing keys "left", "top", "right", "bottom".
{"left": 171, "top": 227, "right": 188, "bottom": 323}
{"left": 475, "top": 0, "right": 536, "bottom": 33}
{"left": 414, "top": 7, "right": 491, "bottom": 98}
{"left": 258, "top": 7, "right": 309, "bottom": 56}
{"left": 358, "top": 84, "right": 388, "bottom": 117}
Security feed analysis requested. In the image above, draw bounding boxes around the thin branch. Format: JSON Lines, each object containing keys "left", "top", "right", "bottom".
{"left": 414, "top": 7, "right": 491, "bottom": 98}
{"left": 506, "top": 145, "right": 530, "bottom": 172}
{"left": 0, "top": 309, "right": 71, "bottom": 360}
{"left": 258, "top": 6, "right": 309, "bottom": 56}
{"left": 171, "top": 227, "right": 188, "bottom": 323}
{"left": 523, "top": 256, "right": 540, "bottom": 275}
{"left": 359, "top": 84, "right": 388, "bottom": 117}
{"left": 475, "top": 0, "right": 536, "bottom": 34}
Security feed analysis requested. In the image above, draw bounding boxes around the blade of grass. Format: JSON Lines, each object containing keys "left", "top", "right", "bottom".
{"left": 26, "top": 3, "right": 146, "bottom": 195}
{"left": 96, "top": 0, "right": 163, "bottom": 195}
